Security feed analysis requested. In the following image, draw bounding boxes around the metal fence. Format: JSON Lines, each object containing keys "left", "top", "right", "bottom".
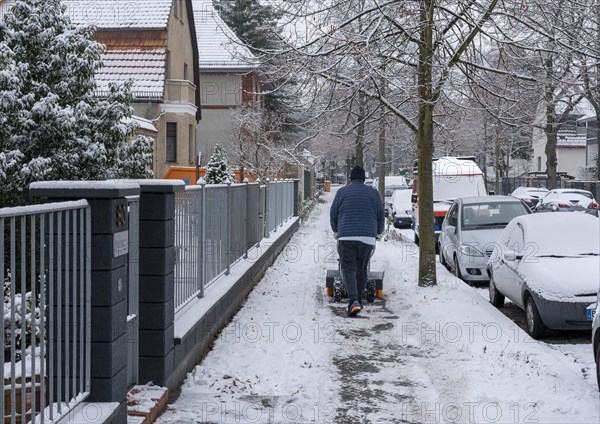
{"left": 0, "top": 200, "right": 92, "bottom": 423}
{"left": 173, "top": 181, "right": 295, "bottom": 313}
{"left": 266, "top": 181, "right": 294, "bottom": 236}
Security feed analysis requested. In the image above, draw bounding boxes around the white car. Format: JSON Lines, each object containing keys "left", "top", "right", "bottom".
{"left": 389, "top": 189, "right": 413, "bottom": 228}
{"left": 488, "top": 213, "right": 600, "bottom": 338}
{"left": 535, "top": 189, "right": 599, "bottom": 215}
{"left": 439, "top": 196, "right": 531, "bottom": 283}
{"left": 510, "top": 186, "right": 549, "bottom": 210}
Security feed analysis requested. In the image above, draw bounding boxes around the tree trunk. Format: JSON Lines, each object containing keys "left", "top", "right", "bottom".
{"left": 495, "top": 124, "right": 501, "bottom": 195}
{"left": 594, "top": 106, "right": 600, "bottom": 181}
{"left": 417, "top": 0, "right": 437, "bottom": 287}
{"left": 544, "top": 98, "right": 558, "bottom": 189}
{"left": 378, "top": 88, "right": 387, "bottom": 203}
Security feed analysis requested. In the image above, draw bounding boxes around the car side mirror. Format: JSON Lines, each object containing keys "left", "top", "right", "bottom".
{"left": 503, "top": 250, "right": 517, "bottom": 262}
{"left": 446, "top": 225, "right": 456, "bottom": 234}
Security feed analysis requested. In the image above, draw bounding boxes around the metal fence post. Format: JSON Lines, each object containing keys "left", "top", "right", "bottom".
{"left": 264, "top": 179, "right": 270, "bottom": 239}
{"left": 226, "top": 180, "right": 231, "bottom": 276}
{"left": 244, "top": 181, "right": 249, "bottom": 259}
{"left": 200, "top": 182, "right": 206, "bottom": 297}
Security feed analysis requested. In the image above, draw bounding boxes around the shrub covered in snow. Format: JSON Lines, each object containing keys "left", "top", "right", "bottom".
{"left": 3, "top": 273, "right": 41, "bottom": 361}
{"left": 206, "top": 142, "right": 235, "bottom": 184}
{"left": 0, "top": 0, "right": 153, "bottom": 208}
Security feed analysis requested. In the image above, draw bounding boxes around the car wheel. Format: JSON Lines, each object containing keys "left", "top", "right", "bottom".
{"left": 525, "top": 295, "right": 546, "bottom": 339}
{"left": 596, "top": 339, "right": 600, "bottom": 391}
{"left": 488, "top": 274, "right": 505, "bottom": 307}
{"left": 439, "top": 243, "right": 447, "bottom": 267}
{"left": 453, "top": 255, "right": 463, "bottom": 280}
{"left": 414, "top": 232, "right": 419, "bottom": 245}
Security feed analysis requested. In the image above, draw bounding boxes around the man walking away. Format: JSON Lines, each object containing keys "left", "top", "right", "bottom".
{"left": 330, "top": 165, "right": 385, "bottom": 316}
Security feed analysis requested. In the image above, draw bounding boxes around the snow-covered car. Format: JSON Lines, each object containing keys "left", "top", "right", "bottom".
{"left": 510, "top": 186, "right": 549, "bottom": 210}
{"left": 535, "top": 189, "right": 598, "bottom": 215}
{"left": 592, "top": 300, "right": 600, "bottom": 390}
{"left": 389, "top": 189, "right": 413, "bottom": 228}
{"left": 487, "top": 213, "right": 600, "bottom": 338}
{"left": 439, "top": 196, "right": 531, "bottom": 283}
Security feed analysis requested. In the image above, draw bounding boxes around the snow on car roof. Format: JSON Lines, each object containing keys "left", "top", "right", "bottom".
{"left": 514, "top": 213, "right": 599, "bottom": 256}
{"left": 552, "top": 188, "right": 594, "bottom": 195}
{"left": 460, "top": 195, "right": 522, "bottom": 204}
{"left": 432, "top": 157, "right": 483, "bottom": 176}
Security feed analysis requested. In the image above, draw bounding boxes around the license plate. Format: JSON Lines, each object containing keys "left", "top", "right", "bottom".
{"left": 586, "top": 304, "right": 596, "bottom": 321}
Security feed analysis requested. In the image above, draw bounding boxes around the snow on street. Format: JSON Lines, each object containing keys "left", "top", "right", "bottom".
{"left": 157, "top": 189, "right": 600, "bottom": 424}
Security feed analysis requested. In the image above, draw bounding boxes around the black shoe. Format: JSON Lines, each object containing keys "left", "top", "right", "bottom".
{"left": 366, "top": 280, "right": 375, "bottom": 303}
{"left": 347, "top": 301, "right": 362, "bottom": 317}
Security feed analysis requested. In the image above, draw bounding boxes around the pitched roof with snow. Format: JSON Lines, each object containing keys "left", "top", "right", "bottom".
{"left": 557, "top": 134, "right": 587, "bottom": 148}
{"left": 63, "top": 0, "right": 172, "bottom": 29}
{"left": 63, "top": 0, "right": 173, "bottom": 100}
{"left": 192, "top": 0, "right": 257, "bottom": 71}
{"left": 95, "top": 48, "right": 167, "bottom": 99}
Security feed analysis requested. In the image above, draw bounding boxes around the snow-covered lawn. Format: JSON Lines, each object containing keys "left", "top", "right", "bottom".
{"left": 157, "top": 189, "right": 599, "bottom": 424}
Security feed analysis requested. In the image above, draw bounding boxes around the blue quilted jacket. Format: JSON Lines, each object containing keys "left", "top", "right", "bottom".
{"left": 330, "top": 181, "right": 385, "bottom": 237}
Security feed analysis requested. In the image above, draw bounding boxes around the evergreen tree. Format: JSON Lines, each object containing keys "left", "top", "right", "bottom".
{"left": 0, "top": 0, "right": 153, "bottom": 208}
{"left": 214, "top": 0, "right": 295, "bottom": 118}
{"left": 205, "top": 142, "right": 235, "bottom": 184}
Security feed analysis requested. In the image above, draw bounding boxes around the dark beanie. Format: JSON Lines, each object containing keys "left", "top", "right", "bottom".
{"left": 350, "top": 165, "right": 366, "bottom": 181}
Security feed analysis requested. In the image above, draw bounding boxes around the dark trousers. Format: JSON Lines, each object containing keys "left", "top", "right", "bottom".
{"left": 338, "top": 240, "right": 374, "bottom": 304}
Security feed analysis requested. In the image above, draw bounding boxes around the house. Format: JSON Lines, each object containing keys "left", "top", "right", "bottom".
{"left": 191, "top": 0, "right": 261, "bottom": 159}
{"left": 64, "top": 0, "right": 202, "bottom": 178}
{"left": 530, "top": 99, "right": 592, "bottom": 179}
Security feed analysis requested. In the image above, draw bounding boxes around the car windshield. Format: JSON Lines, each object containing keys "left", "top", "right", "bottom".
{"left": 462, "top": 202, "right": 529, "bottom": 229}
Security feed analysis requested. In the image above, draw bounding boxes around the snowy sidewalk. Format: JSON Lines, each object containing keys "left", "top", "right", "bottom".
{"left": 157, "top": 189, "right": 600, "bottom": 424}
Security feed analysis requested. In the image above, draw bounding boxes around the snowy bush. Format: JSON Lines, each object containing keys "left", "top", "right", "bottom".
{"left": 206, "top": 142, "right": 236, "bottom": 184}
{"left": 0, "top": 0, "right": 153, "bottom": 208}
{"left": 3, "top": 272, "right": 42, "bottom": 361}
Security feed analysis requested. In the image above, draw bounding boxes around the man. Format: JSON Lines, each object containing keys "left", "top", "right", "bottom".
{"left": 330, "top": 165, "right": 385, "bottom": 316}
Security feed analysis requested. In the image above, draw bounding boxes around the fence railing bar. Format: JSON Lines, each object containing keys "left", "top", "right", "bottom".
{"left": 79, "top": 208, "right": 84, "bottom": 395}
{"left": 0, "top": 218, "right": 4, "bottom": 423}
{"left": 10, "top": 217, "right": 16, "bottom": 424}
{"left": 57, "top": 211, "right": 63, "bottom": 414}
{"left": 30, "top": 215, "right": 37, "bottom": 420}
{"left": 40, "top": 215, "right": 46, "bottom": 422}
{"left": 65, "top": 210, "right": 70, "bottom": 405}
{"left": 48, "top": 212, "right": 54, "bottom": 421}
{"left": 85, "top": 207, "right": 92, "bottom": 393}
{"left": 72, "top": 209, "right": 77, "bottom": 398}
{"left": 20, "top": 216, "right": 26, "bottom": 424}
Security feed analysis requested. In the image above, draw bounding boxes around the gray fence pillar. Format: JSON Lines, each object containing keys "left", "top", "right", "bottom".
{"left": 137, "top": 180, "right": 184, "bottom": 386}
{"left": 293, "top": 179, "right": 300, "bottom": 217}
{"left": 30, "top": 182, "right": 140, "bottom": 424}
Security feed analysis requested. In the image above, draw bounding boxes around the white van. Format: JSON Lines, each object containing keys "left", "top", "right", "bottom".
{"left": 412, "top": 157, "right": 487, "bottom": 245}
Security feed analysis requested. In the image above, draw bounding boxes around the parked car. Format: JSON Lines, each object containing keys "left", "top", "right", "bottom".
{"left": 592, "top": 300, "right": 600, "bottom": 390}
{"left": 439, "top": 196, "right": 531, "bottom": 283}
{"left": 375, "top": 176, "right": 410, "bottom": 216}
{"left": 535, "top": 189, "right": 599, "bottom": 215}
{"left": 390, "top": 189, "right": 413, "bottom": 228}
{"left": 487, "top": 213, "right": 600, "bottom": 338}
{"left": 510, "top": 186, "right": 549, "bottom": 210}
{"left": 412, "top": 157, "right": 487, "bottom": 245}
